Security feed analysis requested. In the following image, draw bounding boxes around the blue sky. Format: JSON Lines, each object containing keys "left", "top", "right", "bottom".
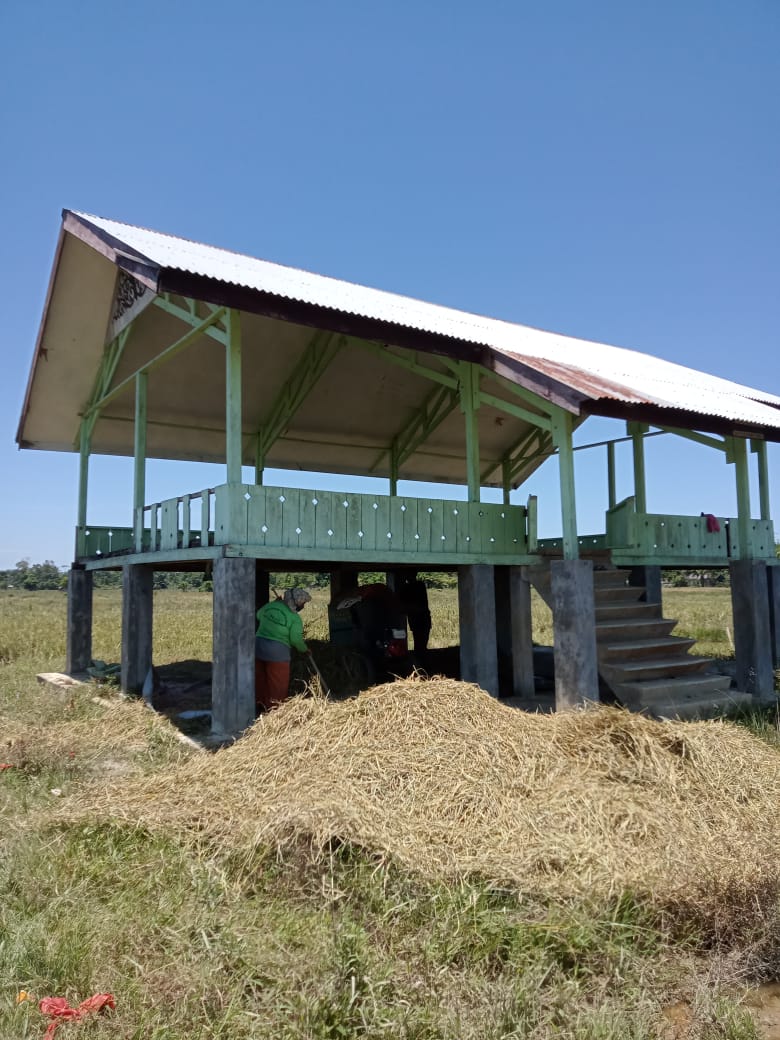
{"left": 1, "top": 0, "right": 778, "bottom": 568}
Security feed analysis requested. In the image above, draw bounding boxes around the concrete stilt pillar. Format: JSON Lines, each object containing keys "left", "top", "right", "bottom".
{"left": 121, "top": 564, "right": 153, "bottom": 695}
{"left": 66, "top": 566, "right": 93, "bottom": 674}
{"left": 212, "top": 556, "right": 256, "bottom": 736}
{"left": 550, "top": 559, "right": 599, "bottom": 710}
{"left": 255, "top": 564, "right": 270, "bottom": 616}
{"left": 629, "top": 565, "right": 662, "bottom": 606}
{"left": 458, "top": 564, "right": 499, "bottom": 697}
{"left": 768, "top": 566, "right": 780, "bottom": 671}
{"left": 729, "top": 560, "right": 775, "bottom": 701}
{"left": 510, "top": 567, "right": 535, "bottom": 698}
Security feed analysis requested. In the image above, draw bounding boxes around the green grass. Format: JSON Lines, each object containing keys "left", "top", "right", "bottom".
{"left": 0, "top": 585, "right": 776, "bottom": 1038}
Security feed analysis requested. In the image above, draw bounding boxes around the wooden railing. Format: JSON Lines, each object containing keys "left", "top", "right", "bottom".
{"left": 80, "top": 484, "right": 537, "bottom": 564}
{"left": 606, "top": 496, "right": 776, "bottom": 563}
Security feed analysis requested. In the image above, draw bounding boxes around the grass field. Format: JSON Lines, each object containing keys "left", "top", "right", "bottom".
{"left": 1, "top": 585, "right": 778, "bottom": 1039}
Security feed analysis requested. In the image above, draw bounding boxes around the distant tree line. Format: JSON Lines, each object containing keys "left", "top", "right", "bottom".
{"left": 1, "top": 560, "right": 64, "bottom": 590}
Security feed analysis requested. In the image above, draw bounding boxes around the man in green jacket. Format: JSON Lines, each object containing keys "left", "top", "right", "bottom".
{"left": 255, "top": 587, "right": 311, "bottom": 714}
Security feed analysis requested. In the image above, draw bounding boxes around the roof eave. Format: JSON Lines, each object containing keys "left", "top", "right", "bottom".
{"left": 584, "top": 398, "right": 780, "bottom": 443}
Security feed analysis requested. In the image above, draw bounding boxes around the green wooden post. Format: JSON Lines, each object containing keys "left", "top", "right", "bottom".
{"left": 389, "top": 441, "right": 399, "bottom": 496}
{"left": 730, "top": 436, "right": 752, "bottom": 558}
{"left": 752, "top": 439, "right": 771, "bottom": 521}
{"left": 502, "top": 459, "right": 511, "bottom": 507}
{"left": 552, "top": 410, "right": 579, "bottom": 560}
{"left": 459, "top": 363, "right": 481, "bottom": 503}
{"left": 607, "top": 441, "right": 616, "bottom": 510}
{"left": 254, "top": 432, "right": 264, "bottom": 486}
{"left": 629, "top": 422, "right": 648, "bottom": 514}
{"left": 225, "top": 309, "right": 243, "bottom": 484}
{"left": 76, "top": 421, "right": 90, "bottom": 558}
{"left": 133, "top": 372, "right": 147, "bottom": 551}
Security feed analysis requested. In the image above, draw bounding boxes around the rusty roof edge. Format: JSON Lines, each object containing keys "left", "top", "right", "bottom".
{"left": 583, "top": 398, "right": 780, "bottom": 443}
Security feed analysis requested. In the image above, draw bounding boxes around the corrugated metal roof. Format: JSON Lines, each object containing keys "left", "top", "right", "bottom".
{"left": 70, "top": 211, "right": 780, "bottom": 432}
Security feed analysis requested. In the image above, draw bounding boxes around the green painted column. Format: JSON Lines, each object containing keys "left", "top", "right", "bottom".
{"left": 552, "top": 410, "right": 579, "bottom": 560}
{"left": 76, "top": 421, "right": 90, "bottom": 558}
{"left": 501, "top": 459, "right": 511, "bottom": 507}
{"left": 225, "top": 308, "right": 243, "bottom": 485}
{"left": 133, "top": 372, "right": 147, "bottom": 551}
{"left": 389, "top": 442, "right": 399, "bottom": 496}
{"left": 459, "top": 363, "right": 481, "bottom": 503}
{"left": 607, "top": 441, "right": 616, "bottom": 510}
{"left": 254, "top": 432, "right": 264, "bottom": 486}
{"left": 730, "top": 436, "right": 752, "bottom": 558}
{"left": 753, "top": 439, "right": 771, "bottom": 522}
{"left": 628, "top": 422, "right": 647, "bottom": 514}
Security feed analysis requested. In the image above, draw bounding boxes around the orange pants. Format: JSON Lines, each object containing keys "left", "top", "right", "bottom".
{"left": 255, "top": 658, "right": 290, "bottom": 713}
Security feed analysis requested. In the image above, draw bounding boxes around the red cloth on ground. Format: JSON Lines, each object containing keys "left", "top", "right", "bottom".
{"left": 255, "top": 658, "right": 291, "bottom": 712}
{"left": 39, "top": 994, "right": 115, "bottom": 1038}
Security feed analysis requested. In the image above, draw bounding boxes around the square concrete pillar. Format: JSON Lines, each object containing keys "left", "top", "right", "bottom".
{"left": 212, "top": 556, "right": 256, "bottom": 736}
{"left": 729, "top": 560, "right": 775, "bottom": 702}
{"left": 66, "top": 566, "right": 93, "bottom": 674}
{"left": 458, "top": 564, "right": 499, "bottom": 697}
{"left": 768, "top": 566, "right": 780, "bottom": 671}
{"left": 628, "top": 565, "right": 662, "bottom": 606}
{"left": 494, "top": 566, "right": 535, "bottom": 698}
{"left": 550, "top": 559, "right": 599, "bottom": 710}
{"left": 121, "top": 564, "right": 154, "bottom": 695}
{"left": 255, "top": 564, "right": 270, "bottom": 616}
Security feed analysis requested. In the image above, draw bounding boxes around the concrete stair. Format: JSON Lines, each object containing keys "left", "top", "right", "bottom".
{"left": 527, "top": 562, "right": 750, "bottom": 721}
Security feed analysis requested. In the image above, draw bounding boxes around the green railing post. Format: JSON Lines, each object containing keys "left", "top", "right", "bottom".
{"left": 552, "top": 409, "right": 579, "bottom": 560}
{"left": 133, "top": 372, "right": 147, "bottom": 551}
{"left": 225, "top": 309, "right": 243, "bottom": 485}
{"left": 628, "top": 422, "right": 648, "bottom": 514}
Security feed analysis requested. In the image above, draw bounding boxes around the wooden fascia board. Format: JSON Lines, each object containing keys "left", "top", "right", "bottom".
{"left": 481, "top": 352, "right": 587, "bottom": 414}
{"left": 62, "top": 211, "right": 160, "bottom": 291}
{"left": 16, "top": 224, "right": 67, "bottom": 448}
{"left": 585, "top": 399, "right": 780, "bottom": 444}
{"left": 158, "top": 269, "right": 589, "bottom": 415}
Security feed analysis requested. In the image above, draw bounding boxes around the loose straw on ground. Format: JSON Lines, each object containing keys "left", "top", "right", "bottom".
{"left": 71, "top": 679, "right": 780, "bottom": 932}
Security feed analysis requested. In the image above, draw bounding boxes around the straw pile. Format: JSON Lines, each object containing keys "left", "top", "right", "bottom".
{"left": 76, "top": 679, "right": 780, "bottom": 923}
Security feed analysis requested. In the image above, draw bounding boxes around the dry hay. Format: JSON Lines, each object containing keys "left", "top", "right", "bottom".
{"left": 73, "top": 679, "right": 780, "bottom": 925}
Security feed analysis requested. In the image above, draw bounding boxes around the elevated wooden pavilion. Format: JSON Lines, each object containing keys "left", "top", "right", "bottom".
{"left": 17, "top": 211, "right": 780, "bottom": 734}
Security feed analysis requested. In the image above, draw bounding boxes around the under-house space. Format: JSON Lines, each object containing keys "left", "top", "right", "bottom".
{"left": 17, "top": 210, "right": 780, "bottom": 735}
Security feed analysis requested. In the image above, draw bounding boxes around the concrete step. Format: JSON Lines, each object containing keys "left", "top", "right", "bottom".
{"left": 645, "top": 692, "right": 756, "bottom": 721}
{"left": 602, "top": 655, "right": 713, "bottom": 683}
{"left": 595, "top": 601, "right": 662, "bottom": 621}
{"left": 592, "top": 568, "right": 632, "bottom": 588}
{"left": 599, "top": 636, "right": 696, "bottom": 660}
{"left": 614, "top": 673, "right": 733, "bottom": 708}
{"left": 596, "top": 617, "right": 678, "bottom": 641}
{"left": 594, "top": 585, "right": 646, "bottom": 604}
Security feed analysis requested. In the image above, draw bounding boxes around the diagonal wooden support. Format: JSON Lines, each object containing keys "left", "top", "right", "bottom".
{"left": 254, "top": 331, "right": 342, "bottom": 473}
{"left": 371, "top": 383, "right": 459, "bottom": 479}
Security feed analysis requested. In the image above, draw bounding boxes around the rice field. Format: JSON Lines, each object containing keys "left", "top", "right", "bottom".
{"left": 0, "top": 583, "right": 741, "bottom": 676}
{"left": 1, "top": 583, "right": 779, "bottom": 1039}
